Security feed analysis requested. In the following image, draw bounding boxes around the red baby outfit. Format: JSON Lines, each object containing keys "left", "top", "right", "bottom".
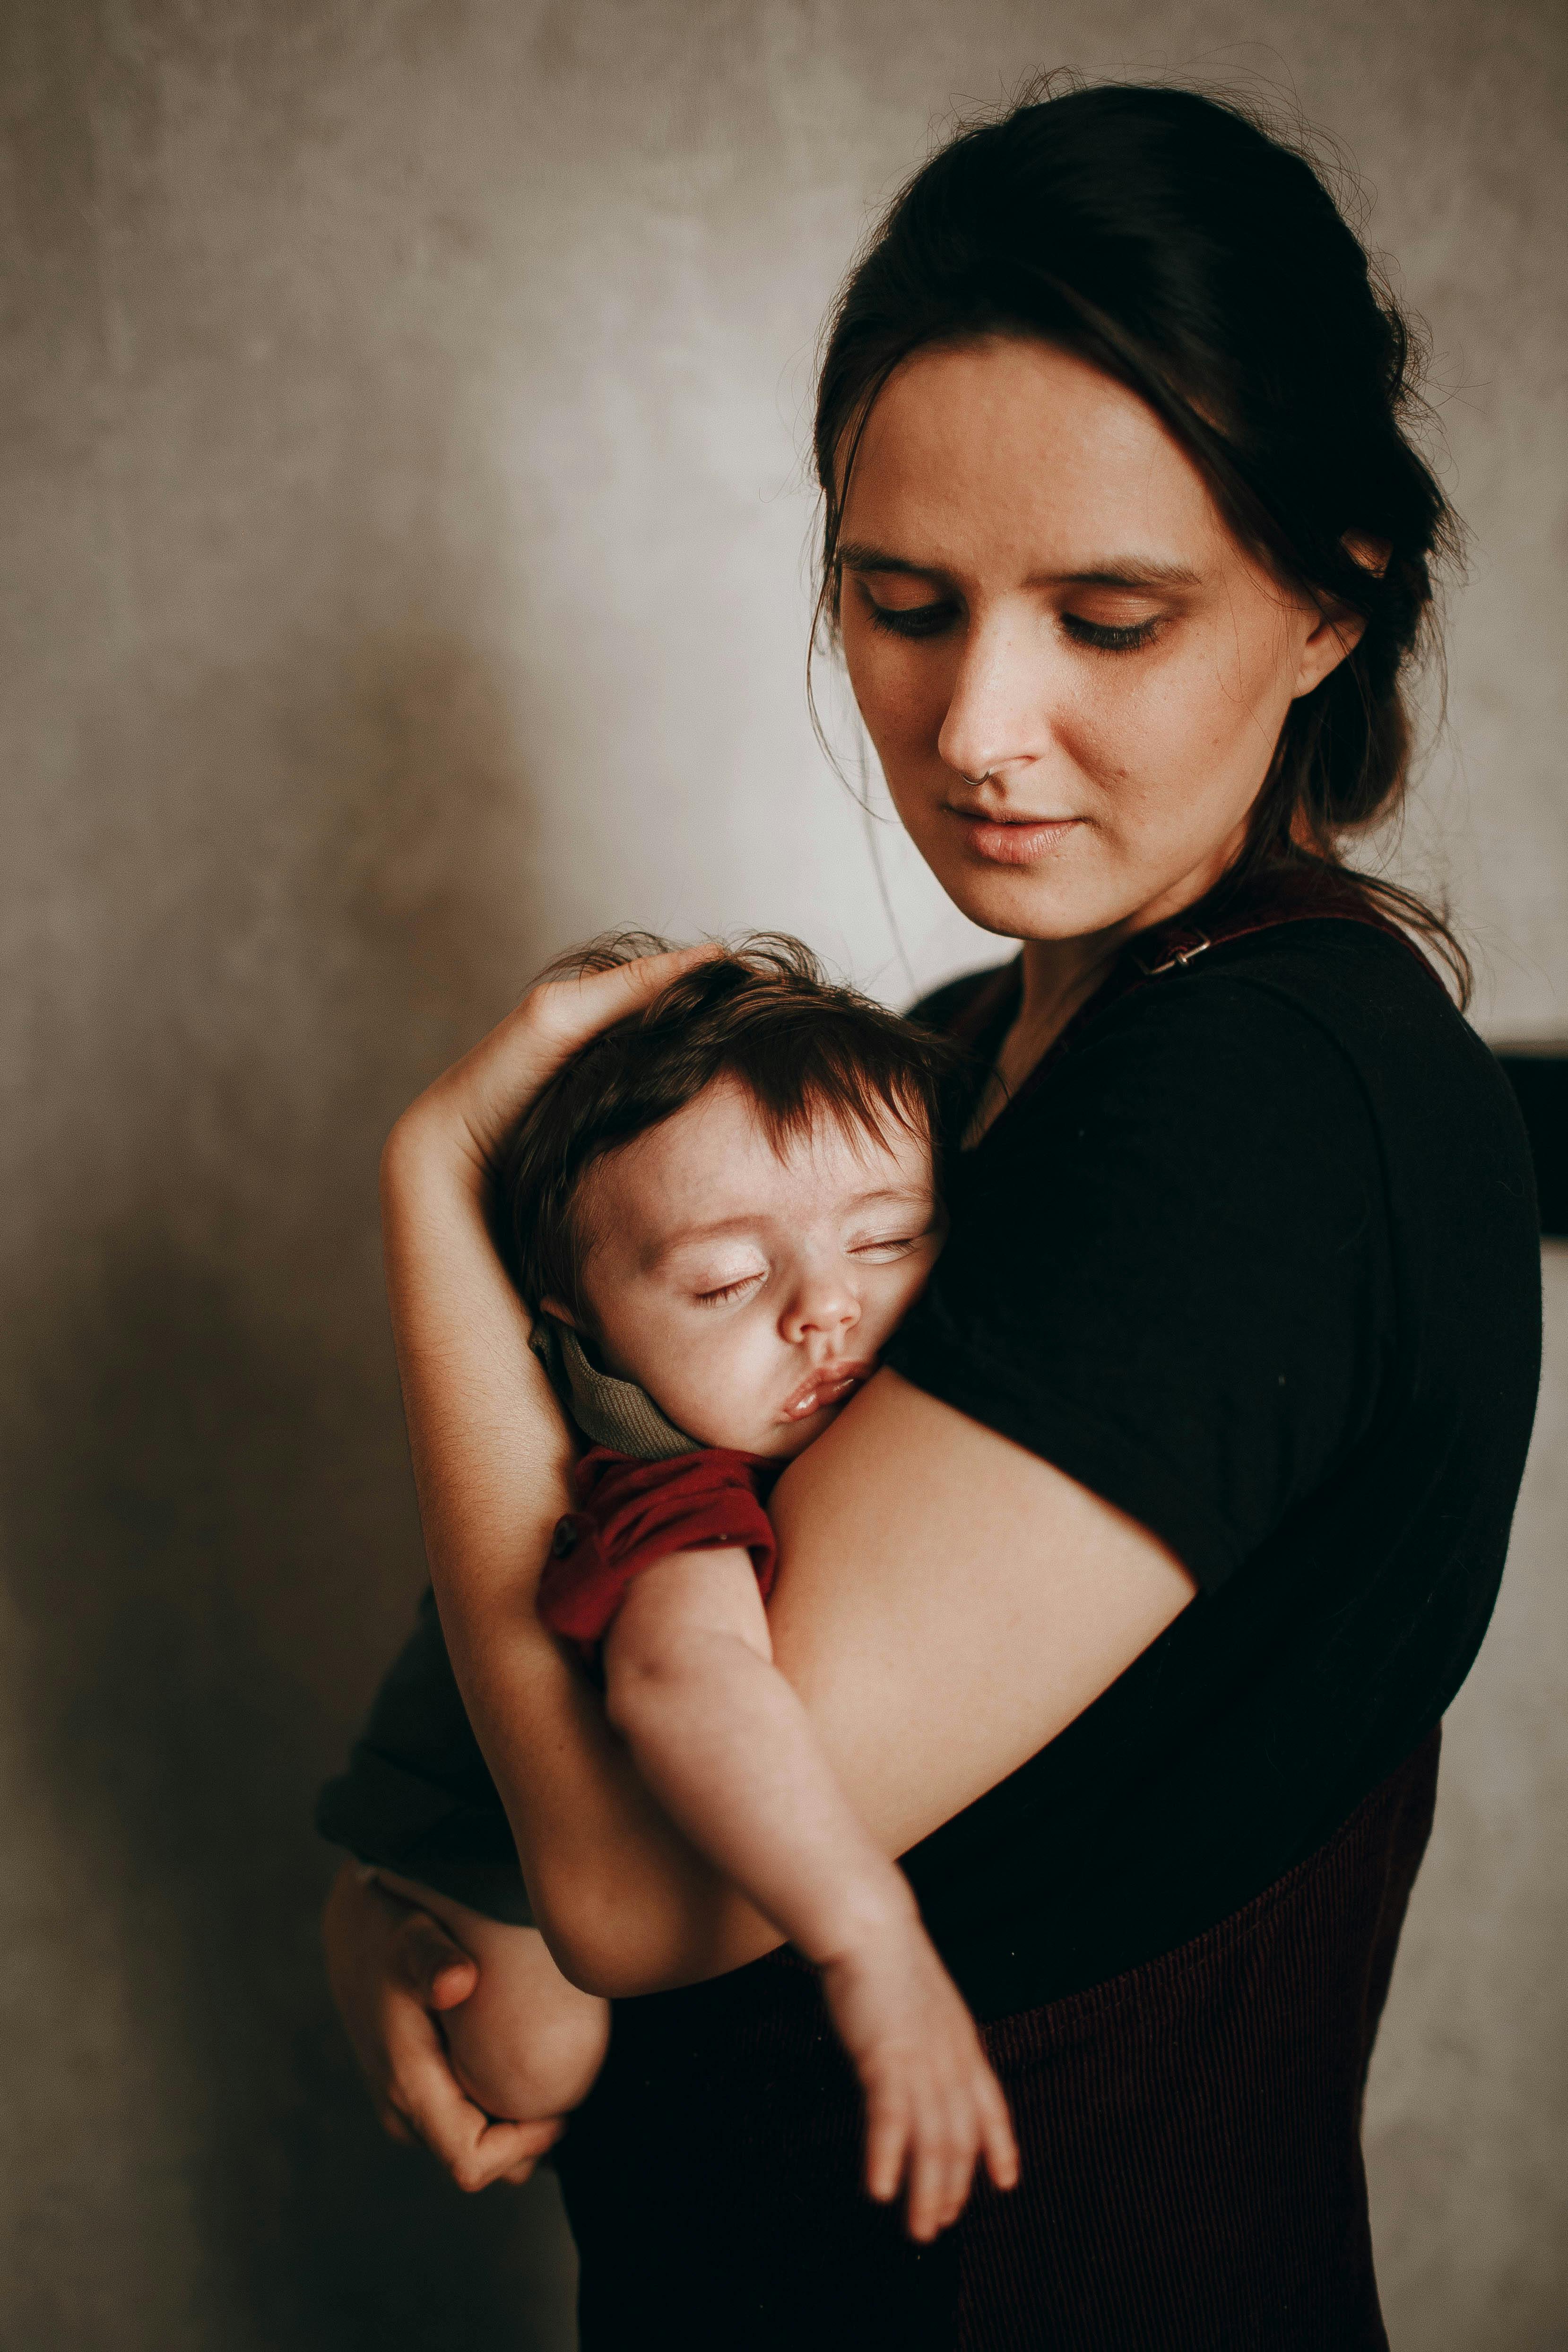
{"left": 537, "top": 1445, "right": 781, "bottom": 1665}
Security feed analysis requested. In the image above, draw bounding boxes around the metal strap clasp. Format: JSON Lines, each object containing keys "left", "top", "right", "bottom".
{"left": 1133, "top": 929, "right": 1212, "bottom": 979}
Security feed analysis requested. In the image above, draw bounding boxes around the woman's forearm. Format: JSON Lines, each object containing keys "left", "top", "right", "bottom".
{"left": 380, "top": 1108, "right": 775, "bottom": 1993}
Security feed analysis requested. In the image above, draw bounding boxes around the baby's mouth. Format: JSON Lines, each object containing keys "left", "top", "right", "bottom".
{"left": 778, "top": 1360, "right": 875, "bottom": 1424}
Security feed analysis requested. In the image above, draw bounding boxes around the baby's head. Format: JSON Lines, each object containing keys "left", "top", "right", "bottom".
{"left": 504, "top": 936, "right": 955, "bottom": 1460}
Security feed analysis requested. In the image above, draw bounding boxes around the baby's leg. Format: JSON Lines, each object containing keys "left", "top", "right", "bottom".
{"left": 601, "top": 1552, "right": 1017, "bottom": 2239}
{"left": 376, "top": 1870, "right": 609, "bottom": 2123}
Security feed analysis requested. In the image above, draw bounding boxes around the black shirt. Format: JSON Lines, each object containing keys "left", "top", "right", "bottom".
{"left": 889, "top": 917, "right": 1540, "bottom": 2016}
{"left": 319, "top": 914, "right": 1542, "bottom": 2018}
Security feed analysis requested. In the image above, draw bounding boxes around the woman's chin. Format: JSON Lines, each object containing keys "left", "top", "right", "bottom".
{"left": 934, "top": 864, "right": 1114, "bottom": 945}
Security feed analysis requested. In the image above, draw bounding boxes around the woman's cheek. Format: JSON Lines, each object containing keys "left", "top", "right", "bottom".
{"left": 1070, "top": 660, "right": 1223, "bottom": 835}
{"left": 845, "top": 631, "right": 947, "bottom": 768}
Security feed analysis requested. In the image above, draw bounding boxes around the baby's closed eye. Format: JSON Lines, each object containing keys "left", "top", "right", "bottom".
{"left": 695, "top": 1271, "right": 768, "bottom": 1306}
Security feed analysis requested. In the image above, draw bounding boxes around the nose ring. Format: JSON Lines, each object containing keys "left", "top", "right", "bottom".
{"left": 963, "top": 770, "right": 995, "bottom": 787}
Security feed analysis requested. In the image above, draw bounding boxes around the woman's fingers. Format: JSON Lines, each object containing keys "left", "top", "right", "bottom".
{"left": 390, "top": 1907, "right": 479, "bottom": 2013}
{"left": 529, "top": 943, "right": 721, "bottom": 1068}
{"left": 381, "top": 1988, "right": 560, "bottom": 2192}
{"left": 323, "top": 1861, "right": 554, "bottom": 2196}
{"left": 420, "top": 941, "right": 722, "bottom": 1175}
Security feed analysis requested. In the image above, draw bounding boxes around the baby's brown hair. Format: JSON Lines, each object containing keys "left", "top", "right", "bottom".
{"left": 502, "top": 934, "right": 957, "bottom": 1327}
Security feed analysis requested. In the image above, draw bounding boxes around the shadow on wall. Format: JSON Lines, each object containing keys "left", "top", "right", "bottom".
{"left": 0, "top": 636, "right": 576, "bottom": 2348}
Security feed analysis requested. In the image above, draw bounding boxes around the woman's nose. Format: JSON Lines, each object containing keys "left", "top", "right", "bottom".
{"left": 936, "top": 605, "right": 1054, "bottom": 785}
{"left": 779, "top": 1272, "right": 861, "bottom": 1348}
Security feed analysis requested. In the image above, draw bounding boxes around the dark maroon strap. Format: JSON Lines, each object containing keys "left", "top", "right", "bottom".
{"left": 951, "top": 869, "right": 1438, "bottom": 1124}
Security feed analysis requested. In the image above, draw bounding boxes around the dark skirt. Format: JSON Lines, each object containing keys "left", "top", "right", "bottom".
{"left": 553, "top": 1730, "right": 1439, "bottom": 2351}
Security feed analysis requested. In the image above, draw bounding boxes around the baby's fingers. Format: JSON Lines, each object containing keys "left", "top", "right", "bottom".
{"left": 864, "top": 2081, "right": 913, "bottom": 2207}
{"left": 980, "top": 2073, "right": 1021, "bottom": 2192}
{"left": 906, "top": 2105, "right": 973, "bottom": 2243}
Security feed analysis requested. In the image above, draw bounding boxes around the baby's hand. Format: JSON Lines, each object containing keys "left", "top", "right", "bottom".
{"left": 820, "top": 1914, "right": 1019, "bottom": 2241}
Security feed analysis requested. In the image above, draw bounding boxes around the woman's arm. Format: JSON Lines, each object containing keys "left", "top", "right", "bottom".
{"left": 382, "top": 951, "right": 1196, "bottom": 1999}
{"left": 542, "top": 1371, "right": 1194, "bottom": 1992}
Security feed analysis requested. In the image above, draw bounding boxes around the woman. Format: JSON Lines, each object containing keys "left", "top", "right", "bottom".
{"left": 322, "top": 83, "right": 1541, "bottom": 2347}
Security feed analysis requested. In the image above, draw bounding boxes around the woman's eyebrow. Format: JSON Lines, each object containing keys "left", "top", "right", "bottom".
{"left": 837, "top": 541, "right": 1200, "bottom": 590}
{"left": 1043, "top": 559, "right": 1202, "bottom": 589}
{"left": 836, "top": 543, "right": 938, "bottom": 578}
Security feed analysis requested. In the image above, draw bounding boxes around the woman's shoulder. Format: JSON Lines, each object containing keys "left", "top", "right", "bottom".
{"left": 978, "top": 917, "right": 1537, "bottom": 1304}
{"left": 918, "top": 920, "right": 1532, "bottom": 1229}
{"left": 1054, "top": 918, "right": 1506, "bottom": 1127}
{"left": 1098, "top": 920, "right": 1522, "bottom": 1165}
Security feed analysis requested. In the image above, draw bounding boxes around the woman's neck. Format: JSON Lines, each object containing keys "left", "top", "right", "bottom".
{"left": 1019, "top": 933, "right": 1121, "bottom": 1045}
{"left": 965, "top": 933, "right": 1121, "bottom": 1144}
{"left": 968, "top": 829, "right": 1254, "bottom": 1142}
{"left": 1007, "top": 932, "right": 1122, "bottom": 1078}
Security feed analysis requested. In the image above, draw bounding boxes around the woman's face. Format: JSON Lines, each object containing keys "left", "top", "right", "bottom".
{"left": 836, "top": 336, "right": 1360, "bottom": 946}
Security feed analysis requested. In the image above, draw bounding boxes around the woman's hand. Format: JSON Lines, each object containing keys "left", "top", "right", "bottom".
{"left": 321, "top": 1860, "right": 563, "bottom": 2193}
{"left": 388, "top": 940, "right": 719, "bottom": 1194}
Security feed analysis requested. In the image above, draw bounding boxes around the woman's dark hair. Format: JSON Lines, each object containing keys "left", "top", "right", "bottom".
{"left": 813, "top": 79, "right": 1469, "bottom": 999}
{"left": 502, "top": 933, "right": 955, "bottom": 1324}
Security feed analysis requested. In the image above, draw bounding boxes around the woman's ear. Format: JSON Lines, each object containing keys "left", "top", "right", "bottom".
{"left": 538, "top": 1295, "right": 579, "bottom": 1329}
{"left": 1293, "top": 597, "right": 1366, "bottom": 698}
{"left": 1291, "top": 535, "right": 1390, "bottom": 699}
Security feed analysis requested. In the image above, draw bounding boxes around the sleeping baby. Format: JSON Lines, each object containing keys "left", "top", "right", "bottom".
{"left": 372, "top": 936, "right": 1017, "bottom": 2233}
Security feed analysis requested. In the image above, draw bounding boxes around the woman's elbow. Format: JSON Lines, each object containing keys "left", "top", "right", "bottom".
{"left": 528, "top": 1857, "right": 699, "bottom": 2000}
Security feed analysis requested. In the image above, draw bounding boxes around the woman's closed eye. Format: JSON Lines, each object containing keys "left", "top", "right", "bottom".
{"left": 865, "top": 595, "right": 956, "bottom": 641}
{"left": 1059, "top": 611, "right": 1162, "bottom": 654}
{"left": 864, "top": 595, "right": 1161, "bottom": 654}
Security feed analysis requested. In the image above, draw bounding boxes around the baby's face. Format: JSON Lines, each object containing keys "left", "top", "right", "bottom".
{"left": 553, "top": 1076, "right": 943, "bottom": 1460}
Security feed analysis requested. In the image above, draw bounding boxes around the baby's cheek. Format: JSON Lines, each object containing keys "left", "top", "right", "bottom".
{"left": 657, "top": 1327, "right": 779, "bottom": 1450}
{"left": 875, "top": 1260, "right": 938, "bottom": 1337}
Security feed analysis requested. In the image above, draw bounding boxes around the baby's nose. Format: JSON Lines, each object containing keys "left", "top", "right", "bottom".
{"left": 780, "top": 1273, "right": 861, "bottom": 1343}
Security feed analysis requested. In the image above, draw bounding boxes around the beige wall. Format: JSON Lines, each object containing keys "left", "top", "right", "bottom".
{"left": 0, "top": 3, "right": 1562, "bottom": 2344}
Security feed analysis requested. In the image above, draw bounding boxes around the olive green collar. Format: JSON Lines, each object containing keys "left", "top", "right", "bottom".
{"left": 529, "top": 1313, "right": 696, "bottom": 1461}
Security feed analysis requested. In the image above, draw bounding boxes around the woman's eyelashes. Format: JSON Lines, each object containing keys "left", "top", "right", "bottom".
{"left": 1059, "top": 611, "right": 1162, "bottom": 653}
{"left": 865, "top": 595, "right": 957, "bottom": 640}
{"left": 862, "top": 591, "right": 1162, "bottom": 654}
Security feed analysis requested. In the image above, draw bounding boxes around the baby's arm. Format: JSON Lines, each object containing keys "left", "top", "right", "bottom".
{"left": 600, "top": 1552, "right": 1017, "bottom": 2240}
{"left": 374, "top": 1869, "right": 609, "bottom": 2125}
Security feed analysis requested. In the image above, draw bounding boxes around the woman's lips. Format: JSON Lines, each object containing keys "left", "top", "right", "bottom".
{"left": 946, "top": 810, "right": 1083, "bottom": 866}
{"left": 779, "top": 1360, "right": 875, "bottom": 1423}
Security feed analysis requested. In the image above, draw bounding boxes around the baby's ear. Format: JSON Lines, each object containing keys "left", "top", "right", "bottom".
{"left": 538, "top": 1296, "right": 579, "bottom": 1329}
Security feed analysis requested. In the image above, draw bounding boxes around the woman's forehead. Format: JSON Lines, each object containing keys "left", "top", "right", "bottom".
{"left": 843, "top": 336, "right": 1226, "bottom": 579}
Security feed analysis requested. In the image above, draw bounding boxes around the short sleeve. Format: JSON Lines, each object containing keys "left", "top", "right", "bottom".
{"left": 885, "top": 974, "right": 1395, "bottom": 1591}
{"left": 538, "top": 1447, "right": 778, "bottom": 1654}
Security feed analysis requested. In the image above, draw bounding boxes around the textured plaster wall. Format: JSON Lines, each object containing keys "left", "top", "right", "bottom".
{"left": 0, "top": 3, "right": 1562, "bottom": 2345}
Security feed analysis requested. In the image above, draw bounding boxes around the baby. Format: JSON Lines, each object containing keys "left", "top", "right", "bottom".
{"left": 381, "top": 937, "right": 1017, "bottom": 2231}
